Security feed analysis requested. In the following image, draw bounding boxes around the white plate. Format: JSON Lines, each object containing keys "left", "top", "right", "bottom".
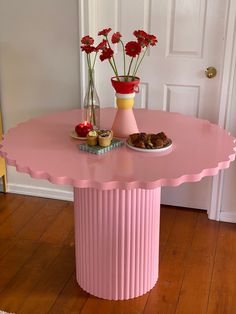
{"left": 126, "top": 140, "right": 172, "bottom": 152}
{"left": 70, "top": 130, "right": 87, "bottom": 140}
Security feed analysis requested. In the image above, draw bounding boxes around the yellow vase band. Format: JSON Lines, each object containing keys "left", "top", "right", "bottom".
{"left": 116, "top": 98, "right": 134, "bottom": 109}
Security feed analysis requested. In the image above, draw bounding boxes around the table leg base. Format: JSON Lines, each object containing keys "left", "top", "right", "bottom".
{"left": 74, "top": 187, "right": 160, "bottom": 300}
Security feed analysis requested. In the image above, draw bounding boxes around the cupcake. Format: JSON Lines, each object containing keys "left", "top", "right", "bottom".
{"left": 87, "top": 130, "right": 98, "bottom": 146}
{"left": 98, "top": 130, "right": 113, "bottom": 147}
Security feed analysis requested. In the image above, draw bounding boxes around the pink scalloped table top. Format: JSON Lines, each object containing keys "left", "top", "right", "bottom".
{"left": 0, "top": 108, "right": 235, "bottom": 190}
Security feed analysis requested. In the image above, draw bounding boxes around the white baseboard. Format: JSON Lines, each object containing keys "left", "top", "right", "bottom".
{"left": 1, "top": 183, "right": 236, "bottom": 223}
{"left": 0, "top": 182, "right": 73, "bottom": 202}
{"left": 219, "top": 211, "right": 236, "bottom": 223}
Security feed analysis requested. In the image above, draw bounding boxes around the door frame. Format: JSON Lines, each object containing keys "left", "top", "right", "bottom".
{"left": 209, "top": 0, "right": 236, "bottom": 221}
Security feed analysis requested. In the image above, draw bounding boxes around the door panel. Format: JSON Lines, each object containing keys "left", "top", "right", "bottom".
{"left": 83, "top": 0, "right": 227, "bottom": 210}
{"left": 164, "top": 84, "right": 200, "bottom": 116}
{"left": 168, "top": 0, "right": 206, "bottom": 57}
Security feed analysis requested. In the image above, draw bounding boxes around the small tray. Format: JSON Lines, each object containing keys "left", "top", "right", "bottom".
{"left": 70, "top": 130, "right": 87, "bottom": 140}
{"left": 126, "top": 139, "right": 172, "bottom": 152}
{"left": 79, "top": 138, "right": 124, "bottom": 155}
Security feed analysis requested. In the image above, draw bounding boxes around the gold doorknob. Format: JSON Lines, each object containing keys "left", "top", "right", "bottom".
{"left": 205, "top": 67, "right": 217, "bottom": 78}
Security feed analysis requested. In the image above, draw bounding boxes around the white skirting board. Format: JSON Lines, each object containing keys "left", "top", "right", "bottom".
{"left": 219, "top": 211, "right": 236, "bottom": 223}
{"left": 1, "top": 182, "right": 236, "bottom": 223}
{"left": 0, "top": 182, "right": 73, "bottom": 201}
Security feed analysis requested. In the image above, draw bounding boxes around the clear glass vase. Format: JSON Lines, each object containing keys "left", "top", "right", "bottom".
{"left": 83, "top": 70, "right": 100, "bottom": 130}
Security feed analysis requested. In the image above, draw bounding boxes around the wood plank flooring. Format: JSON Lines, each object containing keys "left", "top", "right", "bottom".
{"left": 0, "top": 192, "right": 236, "bottom": 314}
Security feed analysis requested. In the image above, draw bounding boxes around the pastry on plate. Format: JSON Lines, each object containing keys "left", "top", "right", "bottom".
{"left": 128, "top": 132, "right": 171, "bottom": 149}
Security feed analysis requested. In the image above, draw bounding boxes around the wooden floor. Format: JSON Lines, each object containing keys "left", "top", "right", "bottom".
{"left": 0, "top": 193, "right": 236, "bottom": 314}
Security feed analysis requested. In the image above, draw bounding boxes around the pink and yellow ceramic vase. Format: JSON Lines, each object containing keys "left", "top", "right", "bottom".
{"left": 111, "top": 76, "right": 140, "bottom": 138}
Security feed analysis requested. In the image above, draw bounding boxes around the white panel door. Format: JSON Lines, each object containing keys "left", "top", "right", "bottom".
{"left": 81, "top": 0, "right": 228, "bottom": 210}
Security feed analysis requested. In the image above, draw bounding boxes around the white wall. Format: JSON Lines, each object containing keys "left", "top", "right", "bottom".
{"left": 0, "top": 0, "right": 80, "bottom": 199}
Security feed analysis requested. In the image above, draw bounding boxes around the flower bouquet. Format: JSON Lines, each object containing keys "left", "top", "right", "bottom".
{"left": 97, "top": 28, "right": 157, "bottom": 83}
{"left": 81, "top": 28, "right": 157, "bottom": 137}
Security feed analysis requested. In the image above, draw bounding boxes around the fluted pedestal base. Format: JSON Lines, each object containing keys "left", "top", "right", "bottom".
{"left": 74, "top": 187, "right": 161, "bottom": 300}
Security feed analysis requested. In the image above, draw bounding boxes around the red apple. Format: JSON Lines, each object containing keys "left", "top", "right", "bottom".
{"left": 75, "top": 122, "right": 93, "bottom": 137}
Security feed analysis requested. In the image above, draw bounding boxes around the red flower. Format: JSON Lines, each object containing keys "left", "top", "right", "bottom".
{"left": 125, "top": 41, "right": 142, "bottom": 57}
{"left": 133, "top": 30, "right": 148, "bottom": 40}
{"left": 96, "top": 39, "right": 108, "bottom": 51}
{"left": 133, "top": 30, "right": 149, "bottom": 47}
{"left": 137, "top": 37, "right": 149, "bottom": 47}
{"left": 111, "top": 32, "right": 122, "bottom": 43}
{"left": 81, "top": 45, "right": 96, "bottom": 54}
{"left": 81, "top": 35, "right": 94, "bottom": 45}
{"left": 99, "top": 48, "right": 114, "bottom": 61}
{"left": 98, "top": 28, "right": 112, "bottom": 36}
{"left": 146, "top": 34, "right": 158, "bottom": 46}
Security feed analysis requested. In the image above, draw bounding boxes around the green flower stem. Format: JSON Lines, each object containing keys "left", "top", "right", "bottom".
{"left": 132, "top": 54, "right": 140, "bottom": 80}
{"left": 133, "top": 46, "right": 149, "bottom": 78}
{"left": 108, "top": 59, "right": 119, "bottom": 78}
{"left": 92, "top": 52, "right": 98, "bottom": 70}
{"left": 87, "top": 53, "right": 92, "bottom": 70}
{"left": 112, "top": 57, "right": 120, "bottom": 80}
{"left": 126, "top": 57, "right": 134, "bottom": 79}
{"left": 86, "top": 54, "right": 96, "bottom": 126}
{"left": 106, "top": 35, "right": 120, "bottom": 81}
{"left": 120, "top": 40, "right": 126, "bottom": 76}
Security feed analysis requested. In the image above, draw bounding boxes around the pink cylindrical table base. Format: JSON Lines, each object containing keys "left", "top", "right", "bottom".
{"left": 74, "top": 187, "right": 161, "bottom": 300}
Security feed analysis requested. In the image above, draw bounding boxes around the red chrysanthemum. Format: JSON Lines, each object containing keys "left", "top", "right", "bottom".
{"left": 111, "top": 32, "right": 122, "bottom": 43}
{"left": 96, "top": 39, "right": 108, "bottom": 51}
{"left": 81, "top": 35, "right": 94, "bottom": 45}
{"left": 98, "top": 28, "right": 112, "bottom": 36}
{"left": 99, "top": 48, "right": 114, "bottom": 61}
{"left": 125, "top": 41, "right": 142, "bottom": 57}
{"left": 146, "top": 34, "right": 158, "bottom": 46}
{"left": 81, "top": 45, "right": 96, "bottom": 54}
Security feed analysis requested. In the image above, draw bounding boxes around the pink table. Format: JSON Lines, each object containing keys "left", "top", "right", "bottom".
{"left": 1, "top": 108, "right": 235, "bottom": 300}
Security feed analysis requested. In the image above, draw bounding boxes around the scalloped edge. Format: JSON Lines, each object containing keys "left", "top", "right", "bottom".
{"left": 1, "top": 110, "right": 236, "bottom": 190}
{"left": 0, "top": 142, "right": 235, "bottom": 190}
